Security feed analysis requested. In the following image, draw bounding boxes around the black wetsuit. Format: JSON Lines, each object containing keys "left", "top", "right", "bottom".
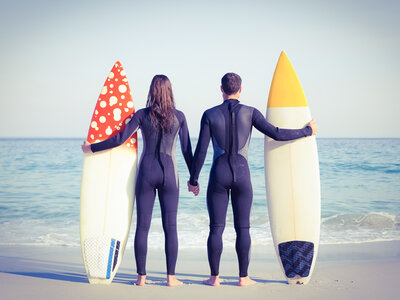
{"left": 91, "top": 108, "right": 193, "bottom": 276}
{"left": 189, "top": 99, "right": 312, "bottom": 277}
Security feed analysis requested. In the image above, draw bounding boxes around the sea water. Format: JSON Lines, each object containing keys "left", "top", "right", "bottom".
{"left": 0, "top": 138, "right": 399, "bottom": 248}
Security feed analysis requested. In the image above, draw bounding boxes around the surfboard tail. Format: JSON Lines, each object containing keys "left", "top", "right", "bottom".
{"left": 278, "top": 240, "right": 314, "bottom": 277}
{"left": 83, "top": 236, "right": 121, "bottom": 283}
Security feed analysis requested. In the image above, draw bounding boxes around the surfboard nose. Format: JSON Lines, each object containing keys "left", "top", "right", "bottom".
{"left": 267, "top": 51, "right": 308, "bottom": 108}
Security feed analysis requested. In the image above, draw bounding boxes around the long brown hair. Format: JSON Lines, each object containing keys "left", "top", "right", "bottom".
{"left": 146, "top": 75, "right": 175, "bottom": 132}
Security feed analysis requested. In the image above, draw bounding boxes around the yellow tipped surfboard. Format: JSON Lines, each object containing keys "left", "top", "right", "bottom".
{"left": 264, "top": 52, "right": 321, "bottom": 285}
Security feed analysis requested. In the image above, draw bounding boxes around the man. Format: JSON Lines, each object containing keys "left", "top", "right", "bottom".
{"left": 188, "top": 73, "right": 317, "bottom": 286}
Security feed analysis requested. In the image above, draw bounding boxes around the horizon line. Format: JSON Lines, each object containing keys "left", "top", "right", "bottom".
{"left": 0, "top": 136, "right": 399, "bottom": 140}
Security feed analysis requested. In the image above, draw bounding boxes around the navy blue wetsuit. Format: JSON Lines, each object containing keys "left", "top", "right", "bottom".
{"left": 91, "top": 108, "right": 193, "bottom": 276}
{"left": 189, "top": 99, "right": 312, "bottom": 277}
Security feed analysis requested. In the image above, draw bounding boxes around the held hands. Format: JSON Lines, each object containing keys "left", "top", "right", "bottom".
{"left": 307, "top": 119, "right": 318, "bottom": 135}
{"left": 82, "top": 140, "right": 200, "bottom": 197}
{"left": 81, "top": 141, "right": 93, "bottom": 153}
{"left": 187, "top": 181, "right": 199, "bottom": 196}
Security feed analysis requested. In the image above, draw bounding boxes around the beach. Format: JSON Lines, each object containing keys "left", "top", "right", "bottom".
{"left": 1, "top": 241, "right": 399, "bottom": 300}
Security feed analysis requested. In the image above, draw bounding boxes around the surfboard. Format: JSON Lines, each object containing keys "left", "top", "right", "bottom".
{"left": 80, "top": 61, "right": 138, "bottom": 284}
{"left": 264, "top": 51, "right": 321, "bottom": 285}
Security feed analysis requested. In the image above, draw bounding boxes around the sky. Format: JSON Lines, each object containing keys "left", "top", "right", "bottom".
{"left": 0, "top": 0, "right": 399, "bottom": 138}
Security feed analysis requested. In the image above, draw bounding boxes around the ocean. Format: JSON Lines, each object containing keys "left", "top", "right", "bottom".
{"left": 0, "top": 138, "right": 399, "bottom": 249}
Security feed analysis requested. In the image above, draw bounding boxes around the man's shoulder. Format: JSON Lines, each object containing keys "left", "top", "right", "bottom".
{"left": 203, "top": 102, "right": 255, "bottom": 116}
{"left": 203, "top": 104, "right": 224, "bottom": 118}
{"left": 205, "top": 102, "right": 226, "bottom": 113}
{"left": 235, "top": 103, "right": 256, "bottom": 118}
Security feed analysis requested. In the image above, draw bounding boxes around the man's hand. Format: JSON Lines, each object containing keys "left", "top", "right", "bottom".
{"left": 308, "top": 119, "right": 318, "bottom": 135}
{"left": 187, "top": 181, "right": 199, "bottom": 196}
{"left": 81, "top": 141, "right": 93, "bottom": 153}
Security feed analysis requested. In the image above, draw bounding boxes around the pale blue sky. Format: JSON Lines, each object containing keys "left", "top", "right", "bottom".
{"left": 0, "top": 0, "right": 399, "bottom": 138}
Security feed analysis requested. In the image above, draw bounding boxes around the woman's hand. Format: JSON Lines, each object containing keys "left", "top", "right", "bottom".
{"left": 307, "top": 119, "right": 318, "bottom": 135}
{"left": 187, "top": 181, "right": 199, "bottom": 196}
{"left": 81, "top": 141, "right": 93, "bottom": 153}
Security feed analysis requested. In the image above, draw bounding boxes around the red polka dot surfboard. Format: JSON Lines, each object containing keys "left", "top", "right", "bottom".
{"left": 80, "top": 61, "right": 138, "bottom": 284}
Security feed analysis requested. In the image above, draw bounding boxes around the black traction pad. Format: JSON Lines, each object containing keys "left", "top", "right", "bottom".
{"left": 278, "top": 241, "right": 314, "bottom": 278}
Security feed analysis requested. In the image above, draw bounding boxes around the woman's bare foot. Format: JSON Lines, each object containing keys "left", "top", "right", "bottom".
{"left": 135, "top": 274, "right": 146, "bottom": 286}
{"left": 238, "top": 276, "right": 256, "bottom": 286}
{"left": 167, "top": 275, "right": 183, "bottom": 287}
{"left": 203, "top": 275, "right": 220, "bottom": 286}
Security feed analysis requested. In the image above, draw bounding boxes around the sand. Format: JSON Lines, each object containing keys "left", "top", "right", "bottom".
{"left": 1, "top": 241, "right": 399, "bottom": 300}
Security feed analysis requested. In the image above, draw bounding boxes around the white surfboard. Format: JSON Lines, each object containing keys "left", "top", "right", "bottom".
{"left": 80, "top": 61, "right": 138, "bottom": 284}
{"left": 264, "top": 52, "right": 321, "bottom": 285}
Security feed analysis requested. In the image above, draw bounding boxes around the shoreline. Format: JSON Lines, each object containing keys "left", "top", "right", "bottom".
{"left": 1, "top": 241, "right": 399, "bottom": 299}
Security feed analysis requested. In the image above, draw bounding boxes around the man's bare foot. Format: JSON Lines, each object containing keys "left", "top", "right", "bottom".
{"left": 167, "top": 275, "right": 183, "bottom": 287}
{"left": 135, "top": 274, "right": 146, "bottom": 286}
{"left": 238, "top": 276, "right": 256, "bottom": 286}
{"left": 203, "top": 275, "right": 220, "bottom": 286}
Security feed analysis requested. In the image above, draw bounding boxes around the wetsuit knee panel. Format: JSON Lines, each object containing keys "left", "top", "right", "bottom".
{"left": 234, "top": 224, "right": 251, "bottom": 232}
{"left": 209, "top": 223, "right": 225, "bottom": 235}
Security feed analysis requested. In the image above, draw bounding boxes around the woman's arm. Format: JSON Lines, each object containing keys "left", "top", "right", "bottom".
{"left": 82, "top": 109, "right": 143, "bottom": 153}
{"left": 178, "top": 111, "right": 193, "bottom": 172}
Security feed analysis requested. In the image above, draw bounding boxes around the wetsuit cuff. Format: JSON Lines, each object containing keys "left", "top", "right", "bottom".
{"left": 189, "top": 178, "right": 198, "bottom": 186}
{"left": 305, "top": 125, "right": 313, "bottom": 136}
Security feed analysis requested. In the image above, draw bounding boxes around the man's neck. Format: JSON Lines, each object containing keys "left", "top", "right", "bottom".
{"left": 222, "top": 93, "right": 240, "bottom": 101}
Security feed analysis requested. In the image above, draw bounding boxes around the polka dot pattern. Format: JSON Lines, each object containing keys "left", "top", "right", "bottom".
{"left": 87, "top": 61, "right": 137, "bottom": 150}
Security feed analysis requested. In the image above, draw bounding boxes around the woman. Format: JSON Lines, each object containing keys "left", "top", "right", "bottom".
{"left": 82, "top": 75, "right": 198, "bottom": 286}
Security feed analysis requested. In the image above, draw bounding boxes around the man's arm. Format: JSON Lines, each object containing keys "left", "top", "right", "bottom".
{"left": 252, "top": 108, "right": 316, "bottom": 141}
{"left": 189, "top": 112, "right": 211, "bottom": 186}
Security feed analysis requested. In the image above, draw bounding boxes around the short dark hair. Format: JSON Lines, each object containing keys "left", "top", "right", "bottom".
{"left": 221, "top": 73, "right": 241, "bottom": 95}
